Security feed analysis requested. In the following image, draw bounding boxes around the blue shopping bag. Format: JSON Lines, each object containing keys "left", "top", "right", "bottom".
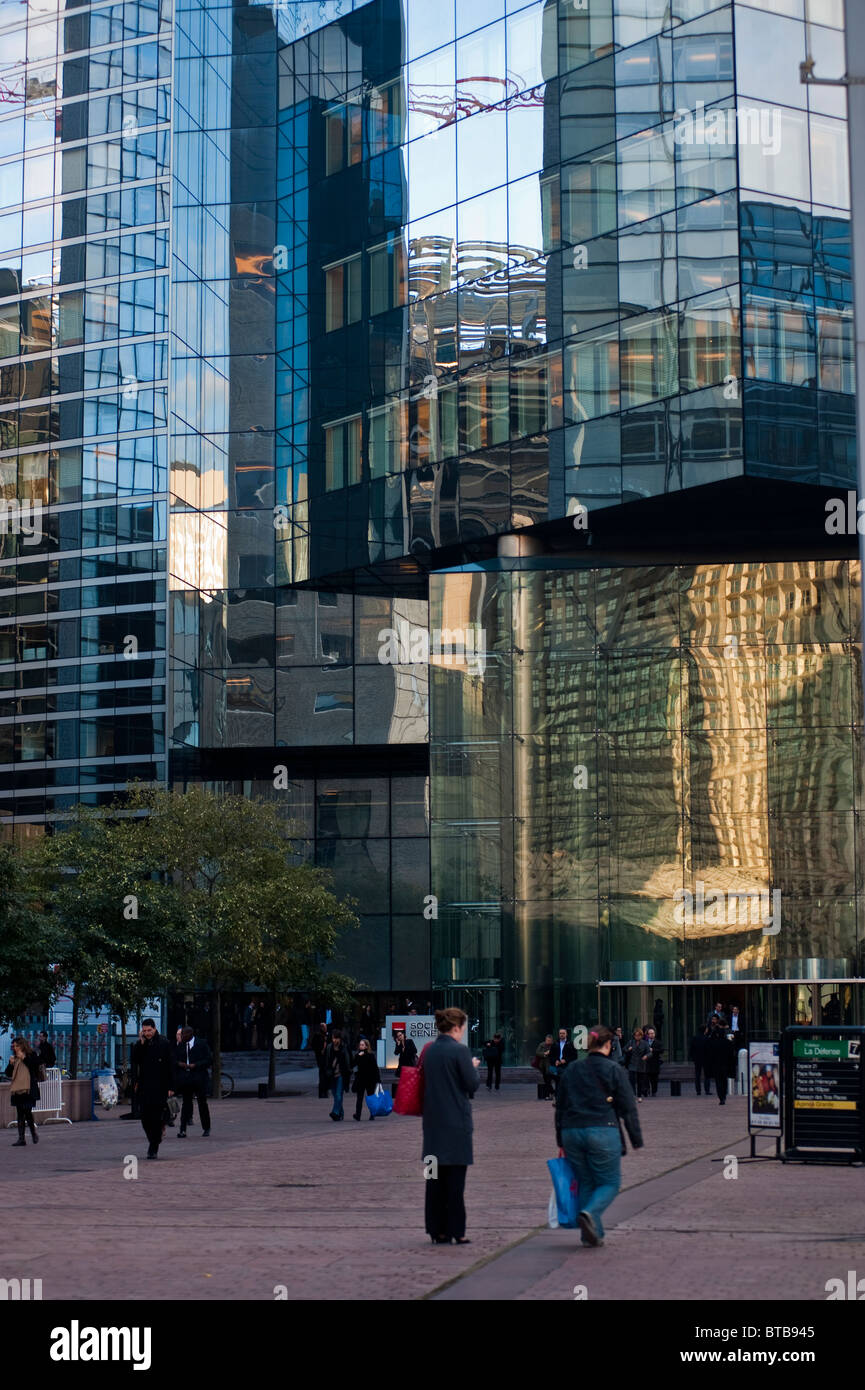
{"left": 366, "top": 1086, "right": 393, "bottom": 1117}
{"left": 546, "top": 1156, "right": 579, "bottom": 1228}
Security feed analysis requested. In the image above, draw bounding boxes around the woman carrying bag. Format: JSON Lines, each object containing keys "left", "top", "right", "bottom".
{"left": 5, "top": 1037, "right": 42, "bottom": 1146}
{"left": 352, "top": 1038, "right": 381, "bottom": 1121}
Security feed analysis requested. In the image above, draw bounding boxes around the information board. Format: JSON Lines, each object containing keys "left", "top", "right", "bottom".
{"left": 748, "top": 1041, "right": 781, "bottom": 1133}
{"left": 381, "top": 1016, "right": 466, "bottom": 1069}
{"left": 782, "top": 1027, "right": 865, "bottom": 1161}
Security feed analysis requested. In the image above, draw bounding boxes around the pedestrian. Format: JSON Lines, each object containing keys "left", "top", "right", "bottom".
{"left": 625, "top": 1027, "right": 650, "bottom": 1100}
{"left": 555, "top": 1025, "right": 643, "bottom": 1247}
{"left": 548, "top": 1027, "right": 578, "bottom": 1097}
{"left": 312, "top": 1022, "right": 330, "bottom": 1098}
{"left": 351, "top": 1038, "right": 381, "bottom": 1121}
{"left": 729, "top": 1002, "right": 742, "bottom": 1036}
{"left": 534, "top": 1033, "right": 554, "bottom": 1099}
{"left": 5, "top": 1037, "right": 42, "bottom": 1146}
{"left": 421, "top": 1008, "right": 481, "bottom": 1244}
{"left": 705, "top": 1022, "right": 733, "bottom": 1105}
{"left": 35, "top": 1031, "right": 56, "bottom": 1069}
{"left": 690, "top": 1025, "right": 712, "bottom": 1095}
{"left": 394, "top": 1028, "right": 418, "bottom": 1074}
{"left": 482, "top": 1032, "right": 504, "bottom": 1091}
{"left": 707, "top": 1001, "right": 728, "bottom": 1028}
{"left": 644, "top": 1027, "right": 662, "bottom": 1096}
{"left": 130, "top": 1019, "right": 173, "bottom": 1159}
{"left": 613, "top": 1026, "right": 627, "bottom": 1065}
{"left": 173, "top": 1025, "right": 212, "bottom": 1138}
{"left": 609, "top": 1029, "right": 624, "bottom": 1065}
{"left": 324, "top": 1029, "right": 351, "bottom": 1120}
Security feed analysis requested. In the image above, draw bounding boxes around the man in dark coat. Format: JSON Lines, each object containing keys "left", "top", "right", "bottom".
{"left": 421, "top": 1009, "right": 481, "bottom": 1243}
{"left": 690, "top": 1025, "right": 712, "bottom": 1095}
{"left": 36, "top": 1032, "right": 56, "bottom": 1068}
{"left": 311, "top": 1023, "right": 329, "bottom": 1098}
{"left": 172, "top": 1026, "right": 212, "bottom": 1138}
{"left": 130, "top": 1019, "right": 173, "bottom": 1158}
{"left": 549, "top": 1028, "right": 578, "bottom": 1096}
{"left": 323, "top": 1029, "right": 351, "bottom": 1120}
{"left": 705, "top": 1022, "right": 734, "bottom": 1105}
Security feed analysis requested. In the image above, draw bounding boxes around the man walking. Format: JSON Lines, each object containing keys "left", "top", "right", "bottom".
{"left": 36, "top": 1032, "right": 56, "bottom": 1069}
{"left": 705, "top": 1022, "right": 733, "bottom": 1105}
{"left": 549, "top": 1028, "right": 578, "bottom": 1097}
{"left": 324, "top": 1029, "right": 351, "bottom": 1120}
{"left": 173, "top": 1025, "right": 212, "bottom": 1138}
{"left": 130, "top": 1019, "right": 173, "bottom": 1159}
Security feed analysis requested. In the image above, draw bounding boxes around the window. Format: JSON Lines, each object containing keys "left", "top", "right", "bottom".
{"left": 324, "top": 255, "right": 361, "bottom": 332}
{"left": 369, "top": 236, "right": 407, "bottom": 316}
{"left": 368, "top": 79, "right": 405, "bottom": 154}
{"left": 368, "top": 396, "right": 407, "bottom": 477}
{"left": 324, "top": 416, "right": 362, "bottom": 490}
{"left": 324, "top": 101, "right": 363, "bottom": 175}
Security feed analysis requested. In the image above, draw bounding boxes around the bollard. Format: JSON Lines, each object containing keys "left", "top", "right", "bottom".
{"left": 669, "top": 1079, "right": 681, "bottom": 1097}
{"left": 258, "top": 1082, "right": 268, "bottom": 1099}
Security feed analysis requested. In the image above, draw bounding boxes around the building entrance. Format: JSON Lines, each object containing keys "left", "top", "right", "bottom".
{"left": 598, "top": 982, "right": 865, "bottom": 1064}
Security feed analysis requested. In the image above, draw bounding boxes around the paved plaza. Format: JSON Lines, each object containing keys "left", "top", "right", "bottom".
{"left": 3, "top": 1078, "right": 863, "bottom": 1302}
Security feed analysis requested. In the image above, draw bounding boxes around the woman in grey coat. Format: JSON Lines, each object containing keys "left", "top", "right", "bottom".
{"left": 421, "top": 1007, "right": 481, "bottom": 1244}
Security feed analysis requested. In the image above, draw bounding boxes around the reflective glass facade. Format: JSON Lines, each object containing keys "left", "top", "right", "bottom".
{"left": 0, "top": 0, "right": 170, "bottom": 825}
{"left": 0, "top": 0, "right": 860, "bottom": 1045}
{"left": 429, "top": 558, "right": 864, "bottom": 1055}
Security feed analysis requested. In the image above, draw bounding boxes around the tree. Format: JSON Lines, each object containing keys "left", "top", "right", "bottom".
{"left": 130, "top": 785, "right": 356, "bottom": 1099}
{"left": 0, "top": 843, "right": 62, "bottom": 1031}
{"left": 245, "top": 864, "right": 358, "bottom": 1093}
{"left": 24, "top": 808, "right": 193, "bottom": 1077}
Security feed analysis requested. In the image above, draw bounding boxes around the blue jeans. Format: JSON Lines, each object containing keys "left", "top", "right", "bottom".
{"left": 329, "top": 1076, "right": 344, "bottom": 1118}
{"left": 561, "top": 1126, "right": 621, "bottom": 1241}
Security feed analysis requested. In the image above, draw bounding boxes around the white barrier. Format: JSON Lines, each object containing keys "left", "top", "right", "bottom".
{"left": 6, "top": 1067, "right": 72, "bottom": 1126}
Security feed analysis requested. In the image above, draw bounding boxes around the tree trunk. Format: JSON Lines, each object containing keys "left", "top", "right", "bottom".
{"left": 268, "top": 987, "right": 278, "bottom": 1095}
{"left": 211, "top": 988, "right": 222, "bottom": 1101}
{"left": 69, "top": 982, "right": 81, "bottom": 1080}
{"left": 120, "top": 1012, "right": 128, "bottom": 1095}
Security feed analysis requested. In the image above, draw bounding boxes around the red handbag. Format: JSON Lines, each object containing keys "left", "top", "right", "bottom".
{"left": 393, "top": 1062, "right": 425, "bottom": 1116}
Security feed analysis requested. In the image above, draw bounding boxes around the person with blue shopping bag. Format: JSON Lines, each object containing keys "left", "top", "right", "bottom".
{"left": 351, "top": 1037, "right": 381, "bottom": 1121}
{"left": 554, "top": 1024, "right": 644, "bottom": 1247}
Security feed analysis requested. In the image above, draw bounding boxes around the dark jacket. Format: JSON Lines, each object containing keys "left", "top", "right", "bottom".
{"left": 549, "top": 1039, "right": 578, "bottom": 1070}
{"left": 555, "top": 1052, "right": 644, "bottom": 1150}
{"left": 690, "top": 1030, "right": 709, "bottom": 1065}
{"left": 482, "top": 1038, "right": 504, "bottom": 1063}
{"left": 645, "top": 1039, "right": 663, "bottom": 1075}
{"left": 626, "top": 1039, "right": 651, "bottom": 1072}
{"left": 421, "top": 1033, "right": 480, "bottom": 1167}
{"left": 705, "top": 1029, "right": 735, "bottom": 1077}
{"left": 312, "top": 1032, "right": 328, "bottom": 1067}
{"left": 37, "top": 1041, "right": 57, "bottom": 1068}
{"left": 130, "top": 1035, "right": 173, "bottom": 1105}
{"left": 5, "top": 1052, "right": 41, "bottom": 1102}
{"left": 172, "top": 1038, "right": 212, "bottom": 1090}
{"left": 352, "top": 1050, "right": 381, "bottom": 1095}
{"left": 395, "top": 1036, "right": 418, "bottom": 1070}
{"left": 323, "top": 1041, "right": 351, "bottom": 1086}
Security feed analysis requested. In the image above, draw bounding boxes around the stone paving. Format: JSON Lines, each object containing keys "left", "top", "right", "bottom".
{"left": 3, "top": 1083, "right": 862, "bottom": 1301}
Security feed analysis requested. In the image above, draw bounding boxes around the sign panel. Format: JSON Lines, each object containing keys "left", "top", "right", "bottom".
{"left": 748, "top": 1041, "right": 781, "bottom": 1133}
{"left": 382, "top": 1016, "right": 468, "bottom": 1070}
{"left": 783, "top": 1027, "right": 865, "bottom": 1160}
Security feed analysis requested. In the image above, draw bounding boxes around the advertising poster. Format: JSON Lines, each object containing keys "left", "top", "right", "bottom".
{"left": 748, "top": 1040, "right": 781, "bottom": 1132}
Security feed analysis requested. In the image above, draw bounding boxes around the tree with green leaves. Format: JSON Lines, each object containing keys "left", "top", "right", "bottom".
{"left": 130, "top": 785, "right": 358, "bottom": 1099}
{"left": 24, "top": 808, "right": 193, "bottom": 1077}
{"left": 0, "top": 842, "right": 62, "bottom": 1031}
{"left": 246, "top": 864, "right": 358, "bottom": 1092}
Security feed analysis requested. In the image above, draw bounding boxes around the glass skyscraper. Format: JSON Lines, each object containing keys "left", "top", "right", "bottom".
{"left": 1, "top": 0, "right": 860, "bottom": 1057}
